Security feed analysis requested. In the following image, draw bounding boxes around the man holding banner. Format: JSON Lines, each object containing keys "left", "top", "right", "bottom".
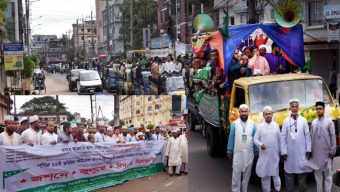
{"left": 0, "top": 115, "right": 21, "bottom": 145}
{"left": 21, "top": 115, "right": 42, "bottom": 146}
{"left": 41, "top": 120, "right": 58, "bottom": 145}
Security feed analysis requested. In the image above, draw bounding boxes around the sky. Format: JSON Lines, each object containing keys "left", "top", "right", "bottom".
{"left": 30, "top": 0, "right": 96, "bottom": 38}
{"left": 11, "top": 95, "right": 115, "bottom": 120}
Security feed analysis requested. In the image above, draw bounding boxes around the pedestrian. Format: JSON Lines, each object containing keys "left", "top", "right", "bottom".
{"left": 120, "top": 126, "right": 132, "bottom": 143}
{"left": 72, "top": 123, "right": 86, "bottom": 142}
{"left": 95, "top": 123, "right": 106, "bottom": 142}
{"left": 21, "top": 115, "right": 42, "bottom": 146}
{"left": 281, "top": 99, "right": 312, "bottom": 192}
{"left": 308, "top": 101, "right": 336, "bottom": 192}
{"left": 180, "top": 128, "right": 188, "bottom": 175}
{"left": 248, "top": 46, "right": 270, "bottom": 76}
{"left": 88, "top": 134, "right": 95, "bottom": 143}
{"left": 136, "top": 132, "right": 145, "bottom": 142}
{"left": 227, "top": 104, "right": 258, "bottom": 192}
{"left": 17, "top": 116, "right": 29, "bottom": 134}
{"left": 41, "top": 120, "right": 58, "bottom": 145}
{"left": 104, "top": 126, "right": 116, "bottom": 143}
{"left": 144, "top": 129, "right": 153, "bottom": 141}
{"left": 58, "top": 122, "right": 74, "bottom": 143}
{"left": 152, "top": 126, "right": 164, "bottom": 141}
{"left": 165, "top": 129, "right": 182, "bottom": 176}
{"left": 0, "top": 115, "right": 21, "bottom": 145}
{"left": 254, "top": 106, "right": 281, "bottom": 192}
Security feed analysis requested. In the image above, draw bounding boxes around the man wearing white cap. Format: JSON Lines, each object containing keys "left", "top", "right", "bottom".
{"left": 259, "top": 44, "right": 267, "bottom": 56}
{"left": 0, "top": 115, "right": 21, "bottom": 145}
{"left": 21, "top": 115, "right": 42, "bottom": 146}
{"left": 136, "top": 132, "right": 145, "bottom": 142}
{"left": 17, "top": 117, "right": 29, "bottom": 134}
{"left": 119, "top": 125, "right": 132, "bottom": 143}
{"left": 95, "top": 122, "right": 106, "bottom": 142}
{"left": 144, "top": 129, "right": 153, "bottom": 141}
{"left": 180, "top": 128, "right": 188, "bottom": 174}
{"left": 104, "top": 126, "right": 116, "bottom": 143}
{"left": 152, "top": 126, "right": 164, "bottom": 141}
{"left": 254, "top": 106, "right": 281, "bottom": 192}
{"left": 41, "top": 120, "right": 58, "bottom": 145}
{"left": 281, "top": 99, "right": 312, "bottom": 192}
{"left": 227, "top": 104, "right": 258, "bottom": 192}
{"left": 166, "top": 129, "right": 182, "bottom": 176}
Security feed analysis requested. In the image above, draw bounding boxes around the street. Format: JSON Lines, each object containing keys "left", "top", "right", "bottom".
{"left": 188, "top": 126, "right": 318, "bottom": 192}
{"left": 40, "top": 72, "right": 111, "bottom": 95}
{"left": 95, "top": 172, "right": 188, "bottom": 192}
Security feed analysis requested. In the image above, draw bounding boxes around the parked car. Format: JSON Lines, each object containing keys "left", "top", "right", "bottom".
{"left": 77, "top": 70, "right": 103, "bottom": 94}
{"left": 67, "top": 69, "right": 85, "bottom": 92}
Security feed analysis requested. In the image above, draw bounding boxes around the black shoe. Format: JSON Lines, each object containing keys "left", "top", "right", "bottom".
{"left": 176, "top": 173, "right": 181, "bottom": 176}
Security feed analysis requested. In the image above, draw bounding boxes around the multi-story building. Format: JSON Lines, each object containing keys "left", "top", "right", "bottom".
{"left": 102, "top": 0, "right": 124, "bottom": 56}
{"left": 0, "top": 95, "right": 12, "bottom": 123}
{"left": 31, "top": 34, "right": 58, "bottom": 63}
{"left": 72, "top": 20, "right": 96, "bottom": 60}
{"left": 96, "top": 0, "right": 113, "bottom": 55}
{"left": 119, "top": 95, "right": 186, "bottom": 128}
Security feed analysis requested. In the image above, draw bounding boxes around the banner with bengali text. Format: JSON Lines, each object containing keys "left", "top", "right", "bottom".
{"left": 0, "top": 141, "right": 165, "bottom": 192}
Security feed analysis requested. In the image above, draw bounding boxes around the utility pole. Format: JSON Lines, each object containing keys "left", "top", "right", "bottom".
{"left": 82, "top": 18, "right": 86, "bottom": 60}
{"left": 76, "top": 18, "right": 79, "bottom": 61}
{"left": 25, "top": 0, "right": 30, "bottom": 55}
{"left": 91, "top": 10, "right": 95, "bottom": 58}
{"left": 114, "top": 94, "right": 120, "bottom": 127}
{"left": 106, "top": 0, "right": 110, "bottom": 56}
{"left": 130, "top": 0, "right": 133, "bottom": 49}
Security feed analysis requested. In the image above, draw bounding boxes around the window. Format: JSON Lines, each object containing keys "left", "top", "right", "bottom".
{"left": 240, "top": 14, "right": 247, "bottom": 24}
{"left": 148, "top": 106, "right": 152, "bottom": 112}
{"left": 230, "top": 16, "right": 235, "bottom": 25}
{"left": 187, "top": 1, "right": 193, "bottom": 16}
{"left": 148, "top": 96, "right": 152, "bottom": 101}
{"left": 308, "top": 0, "right": 323, "bottom": 26}
{"left": 81, "top": 29, "right": 84, "bottom": 32}
{"left": 161, "top": 10, "right": 164, "bottom": 23}
{"left": 156, "top": 95, "right": 160, "bottom": 99}
{"left": 81, "top": 37, "right": 84, "bottom": 40}
{"left": 136, "top": 110, "right": 140, "bottom": 115}
{"left": 155, "top": 104, "right": 161, "bottom": 109}
{"left": 234, "top": 87, "right": 245, "bottom": 108}
{"left": 270, "top": 9, "right": 274, "bottom": 20}
{"left": 87, "top": 29, "right": 90, "bottom": 33}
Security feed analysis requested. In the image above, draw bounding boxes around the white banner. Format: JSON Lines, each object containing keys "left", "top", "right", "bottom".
{"left": 324, "top": 4, "right": 340, "bottom": 20}
{"left": 0, "top": 141, "right": 165, "bottom": 192}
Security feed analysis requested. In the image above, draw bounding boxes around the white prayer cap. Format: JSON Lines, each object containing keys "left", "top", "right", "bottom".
{"left": 29, "top": 115, "right": 39, "bottom": 123}
{"left": 289, "top": 98, "right": 299, "bottom": 104}
{"left": 239, "top": 104, "right": 249, "bottom": 110}
{"left": 107, "top": 126, "right": 113, "bottom": 131}
{"left": 259, "top": 44, "right": 266, "bottom": 50}
{"left": 97, "top": 121, "right": 105, "bottom": 126}
{"left": 19, "top": 117, "right": 29, "bottom": 124}
{"left": 4, "top": 115, "right": 14, "bottom": 121}
{"left": 171, "top": 129, "right": 178, "bottom": 133}
{"left": 136, "top": 132, "right": 144, "bottom": 137}
{"left": 145, "top": 129, "right": 150, "bottom": 132}
{"left": 122, "top": 125, "right": 128, "bottom": 130}
{"left": 71, "top": 123, "right": 77, "bottom": 129}
{"left": 263, "top": 106, "right": 273, "bottom": 112}
{"left": 242, "top": 46, "right": 248, "bottom": 52}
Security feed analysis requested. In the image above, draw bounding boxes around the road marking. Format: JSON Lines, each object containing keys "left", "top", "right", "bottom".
{"left": 164, "top": 181, "right": 174, "bottom": 187}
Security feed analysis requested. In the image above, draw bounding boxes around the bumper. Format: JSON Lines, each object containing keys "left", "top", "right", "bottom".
{"left": 78, "top": 86, "right": 103, "bottom": 94}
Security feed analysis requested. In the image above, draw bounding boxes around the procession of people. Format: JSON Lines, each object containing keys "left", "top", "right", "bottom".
{"left": 227, "top": 99, "right": 336, "bottom": 192}
{"left": 0, "top": 116, "right": 189, "bottom": 177}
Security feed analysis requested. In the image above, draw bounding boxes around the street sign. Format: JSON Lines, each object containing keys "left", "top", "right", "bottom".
{"left": 169, "top": 120, "right": 184, "bottom": 124}
{"left": 327, "top": 23, "right": 340, "bottom": 42}
{"left": 324, "top": 4, "right": 340, "bottom": 20}
{"left": 3, "top": 43, "right": 24, "bottom": 71}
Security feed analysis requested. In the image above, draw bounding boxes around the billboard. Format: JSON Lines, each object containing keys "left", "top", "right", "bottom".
{"left": 3, "top": 43, "right": 24, "bottom": 71}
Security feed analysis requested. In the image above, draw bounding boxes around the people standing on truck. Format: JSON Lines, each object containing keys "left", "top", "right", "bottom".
{"left": 259, "top": 45, "right": 267, "bottom": 57}
{"left": 227, "top": 104, "right": 258, "bottom": 192}
{"left": 264, "top": 43, "right": 286, "bottom": 74}
{"left": 166, "top": 129, "right": 182, "bottom": 176}
{"left": 248, "top": 46, "right": 270, "bottom": 76}
{"left": 242, "top": 47, "right": 253, "bottom": 60}
{"left": 207, "top": 48, "right": 220, "bottom": 78}
{"left": 239, "top": 55, "right": 251, "bottom": 77}
{"left": 254, "top": 106, "right": 281, "bottom": 192}
{"left": 280, "top": 99, "right": 312, "bottom": 192}
{"left": 161, "top": 55, "right": 175, "bottom": 74}
{"left": 174, "top": 56, "right": 183, "bottom": 74}
{"left": 228, "top": 49, "right": 242, "bottom": 89}
{"left": 307, "top": 101, "right": 336, "bottom": 192}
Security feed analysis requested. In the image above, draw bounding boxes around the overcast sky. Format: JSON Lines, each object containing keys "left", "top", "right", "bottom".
{"left": 11, "top": 95, "right": 115, "bottom": 120}
{"left": 30, "top": 0, "right": 96, "bottom": 37}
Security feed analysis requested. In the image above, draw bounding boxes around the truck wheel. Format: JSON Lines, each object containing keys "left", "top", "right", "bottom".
{"left": 189, "top": 112, "right": 195, "bottom": 131}
{"left": 206, "top": 124, "right": 220, "bottom": 157}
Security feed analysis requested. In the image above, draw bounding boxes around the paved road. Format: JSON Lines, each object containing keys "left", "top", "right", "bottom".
{"left": 189, "top": 126, "right": 318, "bottom": 192}
{"left": 95, "top": 172, "right": 187, "bottom": 192}
{"left": 42, "top": 72, "right": 111, "bottom": 95}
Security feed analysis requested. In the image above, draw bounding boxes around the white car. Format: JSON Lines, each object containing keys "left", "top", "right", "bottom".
{"left": 77, "top": 70, "right": 103, "bottom": 94}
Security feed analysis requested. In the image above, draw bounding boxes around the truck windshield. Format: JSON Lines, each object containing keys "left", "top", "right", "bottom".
{"left": 80, "top": 72, "right": 100, "bottom": 81}
{"left": 249, "top": 79, "right": 332, "bottom": 113}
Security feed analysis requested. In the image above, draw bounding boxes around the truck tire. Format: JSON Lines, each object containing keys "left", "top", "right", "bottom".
{"left": 189, "top": 112, "right": 195, "bottom": 131}
{"left": 206, "top": 124, "right": 220, "bottom": 157}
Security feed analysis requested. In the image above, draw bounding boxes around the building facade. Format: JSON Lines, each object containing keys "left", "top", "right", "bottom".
{"left": 0, "top": 95, "right": 12, "bottom": 123}
{"left": 31, "top": 35, "right": 58, "bottom": 63}
{"left": 95, "top": 0, "right": 112, "bottom": 55}
{"left": 72, "top": 20, "right": 97, "bottom": 60}
{"left": 119, "top": 95, "right": 186, "bottom": 128}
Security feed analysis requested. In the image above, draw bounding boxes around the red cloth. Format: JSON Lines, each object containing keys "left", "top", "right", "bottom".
{"left": 255, "top": 34, "right": 268, "bottom": 47}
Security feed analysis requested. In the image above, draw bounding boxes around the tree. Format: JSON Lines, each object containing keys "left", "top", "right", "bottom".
{"left": 119, "top": 120, "right": 125, "bottom": 126}
{"left": 21, "top": 54, "right": 39, "bottom": 78}
{"left": 20, "top": 96, "right": 71, "bottom": 115}
{"left": 109, "top": 119, "right": 114, "bottom": 126}
{"left": 0, "top": 0, "right": 9, "bottom": 25}
{"left": 147, "top": 123, "right": 154, "bottom": 130}
{"left": 81, "top": 118, "right": 87, "bottom": 124}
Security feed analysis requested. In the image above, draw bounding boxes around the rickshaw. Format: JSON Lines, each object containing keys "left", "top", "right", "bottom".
{"left": 33, "top": 74, "right": 46, "bottom": 94}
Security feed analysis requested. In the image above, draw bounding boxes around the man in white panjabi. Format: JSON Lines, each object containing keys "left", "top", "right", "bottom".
{"left": 104, "top": 127, "right": 116, "bottom": 143}
{"left": 21, "top": 115, "right": 42, "bottom": 146}
{"left": 281, "top": 99, "right": 312, "bottom": 192}
{"left": 152, "top": 126, "right": 164, "bottom": 141}
{"left": 166, "top": 129, "right": 182, "bottom": 176}
{"left": 254, "top": 106, "right": 281, "bottom": 192}
{"left": 95, "top": 122, "right": 106, "bottom": 142}
{"left": 41, "top": 120, "right": 58, "bottom": 145}
{"left": 0, "top": 115, "right": 21, "bottom": 145}
{"left": 308, "top": 101, "right": 336, "bottom": 192}
{"left": 227, "top": 104, "right": 258, "bottom": 192}
{"left": 180, "top": 128, "right": 188, "bottom": 174}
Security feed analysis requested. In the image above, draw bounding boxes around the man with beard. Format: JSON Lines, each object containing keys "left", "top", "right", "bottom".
{"left": 41, "top": 120, "right": 58, "bottom": 145}
{"left": 104, "top": 126, "right": 116, "bottom": 143}
{"left": 166, "top": 129, "right": 182, "bottom": 176}
{"left": 95, "top": 122, "right": 106, "bottom": 142}
{"left": 73, "top": 123, "right": 86, "bottom": 142}
{"left": 248, "top": 46, "right": 270, "bottom": 76}
{"left": 152, "top": 126, "right": 164, "bottom": 141}
{"left": 144, "top": 129, "right": 153, "bottom": 141}
{"left": 264, "top": 43, "right": 286, "bottom": 74}
{"left": 120, "top": 126, "right": 131, "bottom": 143}
{"left": 0, "top": 115, "right": 21, "bottom": 145}
{"left": 227, "top": 104, "right": 258, "bottom": 192}
{"left": 21, "top": 115, "right": 42, "bottom": 146}
{"left": 58, "top": 122, "right": 74, "bottom": 143}
{"left": 228, "top": 49, "right": 242, "bottom": 90}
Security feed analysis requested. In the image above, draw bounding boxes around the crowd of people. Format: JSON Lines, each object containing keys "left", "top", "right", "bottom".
{"left": 0, "top": 115, "right": 189, "bottom": 176}
{"left": 227, "top": 99, "right": 336, "bottom": 192}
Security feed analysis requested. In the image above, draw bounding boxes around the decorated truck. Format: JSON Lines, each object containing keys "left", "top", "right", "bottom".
{"left": 188, "top": 9, "right": 340, "bottom": 157}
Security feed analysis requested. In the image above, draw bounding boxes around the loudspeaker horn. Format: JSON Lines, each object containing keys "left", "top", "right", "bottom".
{"left": 274, "top": 0, "right": 303, "bottom": 28}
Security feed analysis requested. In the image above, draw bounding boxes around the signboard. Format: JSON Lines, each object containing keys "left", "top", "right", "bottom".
{"left": 175, "top": 41, "right": 191, "bottom": 56}
{"left": 169, "top": 120, "right": 184, "bottom": 124}
{"left": 324, "top": 4, "right": 340, "bottom": 20}
{"left": 198, "top": 94, "right": 221, "bottom": 127}
{"left": 327, "top": 23, "right": 340, "bottom": 42}
{"left": 3, "top": 43, "right": 24, "bottom": 71}
{"left": 151, "top": 36, "right": 170, "bottom": 49}
{"left": 146, "top": 48, "right": 173, "bottom": 58}
{"left": 0, "top": 141, "right": 165, "bottom": 192}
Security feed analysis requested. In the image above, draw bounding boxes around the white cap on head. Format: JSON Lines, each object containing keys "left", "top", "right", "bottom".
{"left": 136, "top": 132, "right": 144, "bottom": 137}
{"left": 171, "top": 129, "right": 178, "bottom": 133}
{"left": 19, "top": 117, "right": 29, "bottom": 124}
{"left": 263, "top": 106, "right": 273, "bottom": 112}
{"left": 97, "top": 121, "right": 105, "bottom": 126}
{"left": 145, "top": 129, "right": 150, "bottom": 132}
{"left": 107, "top": 126, "right": 113, "bottom": 131}
{"left": 71, "top": 123, "right": 77, "bottom": 129}
{"left": 29, "top": 115, "right": 39, "bottom": 123}
{"left": 4, "top": 115, "right": 14, "bottom": 121}
{"left": 259, "top": 44, "right": 266, "bottom": 49}
{"left": 289, "top": 98, "right": 299, "bottom": 104}
{"left": 239, "top": 104, "right": 249, "bottom": 110}
{"left": 122, "top": 125, "right": 128, "bottom": 130}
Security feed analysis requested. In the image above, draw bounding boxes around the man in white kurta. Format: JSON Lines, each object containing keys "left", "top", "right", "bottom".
{"left": 95, "top": 123, "right": 106, "bottom": 142}
{"left": 166, "top": 129, "right": 182, "bottom": 176}
{"left": 254, "top": 106, "right": 281, "bottom": 192}
{"left": 281, "top": 99, "right": 312, "bottom": 192}
{"left": 152, "top": 126, "right": 164, "bottom": 141}
{"left": 180, "top": 128, "right": 188, "bottom": 174}
{"left": 0, "top": 115, "right": 21, "bottom": 145}
{"left": 41, "top": 120, "right": 58, "bottom": 145}
{"left": 21, "top": 115, "right": 42, "bottom": 146}
{"left": 308, "top": 101, "right": 336, "bottom": 192}
{"left": 227, "top": 104, "right": 258, "bottom": 192}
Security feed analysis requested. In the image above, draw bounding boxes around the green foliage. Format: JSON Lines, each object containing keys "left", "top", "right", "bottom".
{"left": 81, "top": 117, "right": 87, "bottom": 124}
{"left": 147, "top": 123, "right": 154, "bottom": 130}
{"left": 20, "top": 96, "right": 70, "bottom": 115}
{"left": 0, "top": 0, "right": 9, "bottom": 25}
{"left": 22, "top": 55, "right": 39, "bottom": 78}
{"left": 119, "top": 120, "right": 125, "bottom": 126}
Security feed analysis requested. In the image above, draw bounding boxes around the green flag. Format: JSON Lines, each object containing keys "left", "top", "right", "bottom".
{"left": 303, "top": 58, "right": 312, "bottom": 73}
{"left": 193, "top": 89, "right": 206, "bottom": 103}
{"left": 192, "top": 67, "right": 211, "bottom": 80}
